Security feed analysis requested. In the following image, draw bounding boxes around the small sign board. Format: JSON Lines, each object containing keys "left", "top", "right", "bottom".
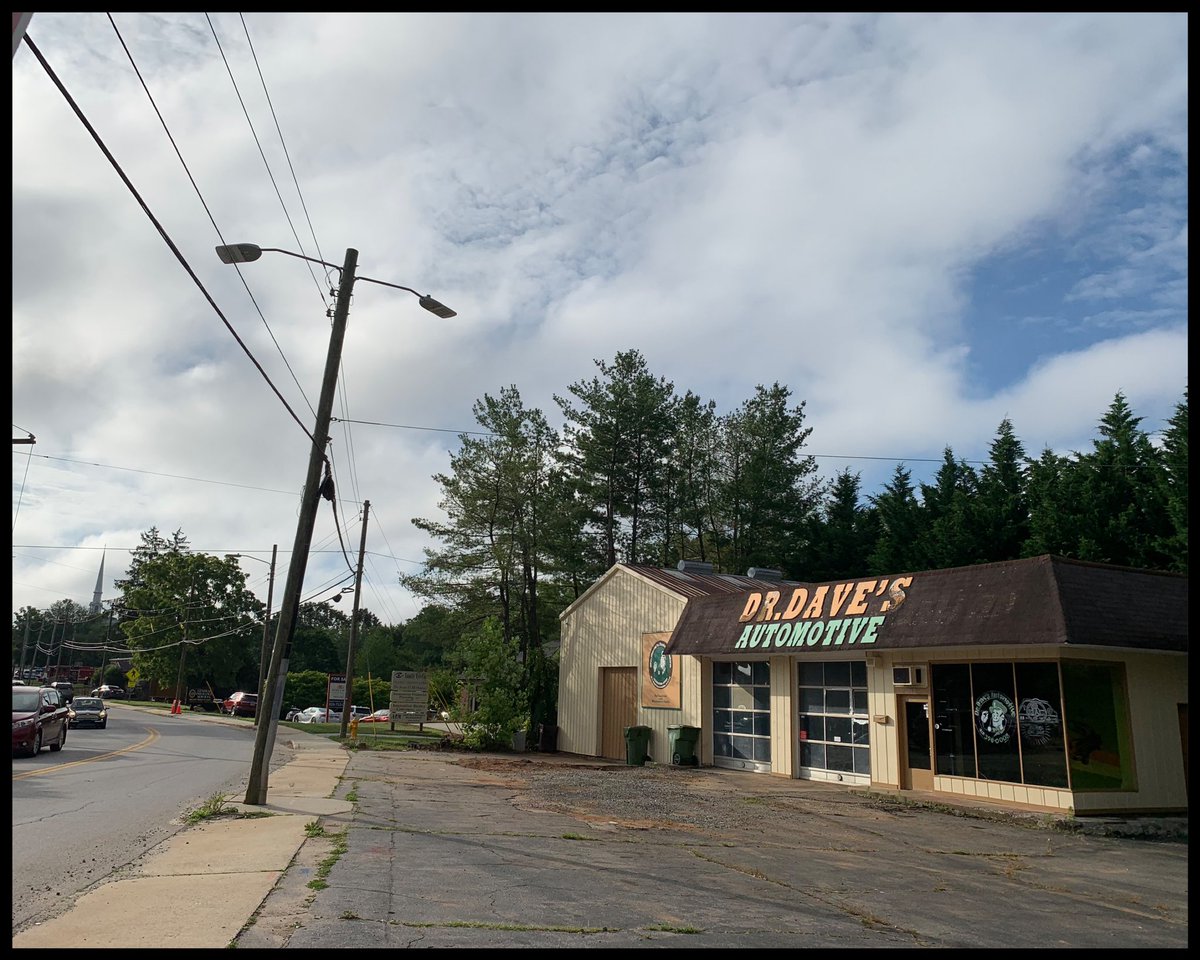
{"left": 390, "top": 670, "right": 429, "bottom": 723}
{"left": 327, "top": 673, "right": 347, "bottom": 712}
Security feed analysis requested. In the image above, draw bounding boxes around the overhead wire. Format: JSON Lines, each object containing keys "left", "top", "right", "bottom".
{"left": 20, "top": 33, "right": 318, "bottom": 447}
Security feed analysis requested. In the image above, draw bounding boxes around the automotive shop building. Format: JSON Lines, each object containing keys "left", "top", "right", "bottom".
{"left": 556, "top": 554, "right": 1187, "bottom": 816}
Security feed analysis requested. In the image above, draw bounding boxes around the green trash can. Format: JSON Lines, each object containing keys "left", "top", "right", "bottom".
{"left": 623, "top": 725, "right": 652, "bottom": 766}
{"left": 668, "top": 725, "right": 701, "bottom": 766}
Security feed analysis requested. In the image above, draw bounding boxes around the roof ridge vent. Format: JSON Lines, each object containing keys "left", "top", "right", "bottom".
{"left": 746, "top": 567, "right": 783, "bottom": 581}
{"left": 676, "top": 560, "right": 714, "bottom": 575}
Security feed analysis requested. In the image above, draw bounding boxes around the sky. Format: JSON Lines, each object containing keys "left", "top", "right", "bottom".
{"left": 11, "top": 12, "right": 1189, "bottom": 630}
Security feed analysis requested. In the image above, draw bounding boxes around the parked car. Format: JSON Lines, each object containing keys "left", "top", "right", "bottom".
{"left": 221, "top": 692, "right": 258, "bottom": 717}
{"left": 49, "top": 681, "right": 76, "bottom": 704}
{"left": 12, "top": 685, "right": 70, "bottom": 757}
{"left": 68, "top": 696, "right": 108, "bottom": 729}
{"left": 284, "top": 706, "right": 304, "bottom": 722}
{"left": 348, "top": 705, "right": 371, "bottom": 720}
{"left": 295, "top": 706, "right": 340, "bottom": 724}
{"left": 90, "top": 685, "right": 125, "bottom": 699}
{"left": 359, "top": 709, "right": 390, "bottom": 723}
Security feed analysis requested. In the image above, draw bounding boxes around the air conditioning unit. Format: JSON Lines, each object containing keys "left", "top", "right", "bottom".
{"left": 892, "top": 664, "right": 927, "bottom": 688}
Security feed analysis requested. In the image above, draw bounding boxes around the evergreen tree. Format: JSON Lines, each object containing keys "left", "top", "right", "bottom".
{"left": 792, "top": 469, "right": 875, "bottom": 581}
{"left": 1023, "top": 449, "right": 1088, "bottom": 558}
{"left": 1155, "top": 388, "right": 1188, "bottom": 573}
{"left": 974, "top": 418, "right": 1029, "bottom": 562}
{"left": 917, "top": 448, "right": 981, "bottom": 569}
{"left": 867, "top": 465, "right": 924, "bottom": 574}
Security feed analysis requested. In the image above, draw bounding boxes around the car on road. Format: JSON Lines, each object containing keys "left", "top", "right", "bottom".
{"left": 90, "top": 685, "right": 125, "bottom": 699}
{"left": 221, "top": 692, "right": 258, "bottom": 717}
{"left": 67, "top": 697, "right": 109, "bottom": 729}
{"left": 49, "top": 681, "right": 75, "bottom": 704}
{"left": 295, "top": 706, "right": 340, "bottom": 723}
{"left": 12, "top": 685, "right": 70, "bottom": 757}
{"left": 359, "top": 709, "right": 390, "bottom": 723}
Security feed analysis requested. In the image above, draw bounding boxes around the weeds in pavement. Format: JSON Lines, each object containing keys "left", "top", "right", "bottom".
{"left": 307, "top": 827, "right": 349, "bottom": 890}
{"left": 186, "top": 792, "right": 233, "bottom": 824}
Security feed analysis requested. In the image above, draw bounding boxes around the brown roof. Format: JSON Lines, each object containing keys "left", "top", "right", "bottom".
{"left": 664, "top": 555, "right": 1187, "bottom": 656}
{"left": 623, "top": 564, "right": 799, "bottom": 599}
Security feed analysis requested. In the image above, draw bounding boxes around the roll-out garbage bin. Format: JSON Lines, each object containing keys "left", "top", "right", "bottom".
{"left": 624, "top": 725, "right": 652, "bottom": 766}
{"left": 537, "top": 722, "right": 558, "bottom": 752}
{"left": 668, "top": 725, "right": 701, "bottom": 766}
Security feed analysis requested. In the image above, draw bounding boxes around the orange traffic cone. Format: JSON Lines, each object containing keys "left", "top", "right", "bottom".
{"left": 171, "top": 699, "right": 181, "bottom": 715}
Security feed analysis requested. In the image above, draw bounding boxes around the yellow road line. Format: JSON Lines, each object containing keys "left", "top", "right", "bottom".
{"left": 12, "top": 727, "right": 160, "bottom": 780}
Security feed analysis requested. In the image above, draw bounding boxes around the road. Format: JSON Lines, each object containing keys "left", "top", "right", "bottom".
{"left": 11, "top": 703, "right": 287, "bottom": 935}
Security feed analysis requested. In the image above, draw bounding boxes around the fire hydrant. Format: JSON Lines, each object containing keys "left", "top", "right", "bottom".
{"left": 349, "top": 716, "right": 359, "bottom": 739}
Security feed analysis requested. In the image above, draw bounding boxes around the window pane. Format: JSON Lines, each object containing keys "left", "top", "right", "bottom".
{"left": 1016, "top": 662, "right": 1068, "bottom": 788}
{"left": 735, "top": 663, "right": 753, "bottom": 683}
{"left": 713, "top": 734, "right": 732, "bottom": 757}
{"left": 933, "top": 663, "right": 975, "bottom": 777}
{"left": 826, "top": 716, "right": 853, "bottom": 744}
{"left": 733, "top": 711, "right": 755, "bottom": 735}
{"left": 753, "top": 687, "right": 771, "bottom": 711}
{"left": 754, "top": 713, "right": 771, "bottom": 737}
{"left": 732, "top": 736, "right": 756, "bottom": 760}
{"left": 799, "top": 714, "right": 825, "bottom": 742}
{"left": 827, "top": 744, "right": 854, "bottom": 772}
{"left": 851, "top": 717, "right": 870, "bottom": 745}
{"left": 800, "top": 687, "right": 824, "bottom": 713}
{"left": 798, "top": 662, "right": 824, "bottom": 687}
{"left": 713, "top": 662, "right": 732, "bottom": 685}
{"left": 972, "top": 662, "right": 1021, "bottom": 784}
{"left": 753, "top": 737, "right": 772, "bottom": 762}
{"left": 825, "top": 689, "right": 851, "bottom": 715}
{"left": 801, "top": 741, "right": 825, "bottom": 768}
{"left": 853, "top": 746, "right": 870, "bottom": 775}
{"left": 713, "top": 686, "right": 731, "bottom": 709}
{"left": 752, "top": 662, "right": 770, "bottom": 685}
{"left": 825, "top": 662, "right": 851, "bottom": 686}
{"left": 712, "top": 709, "right": 731, "bottom": 734}
{"left": 731, "top": 683, "right": 756, "bottom": 711}
{"left": 850, "top": 660, "right": 867, "bottom": 687}
{"left": 852, "top": 690, "right": 868, "bottom": 715}
{"left": 1062, "top": 662, "right": 1134, "bottom": 791}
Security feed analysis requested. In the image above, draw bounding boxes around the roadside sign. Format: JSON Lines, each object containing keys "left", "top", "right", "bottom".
{"left": 327, "top": 673, "right": 347, "bottom": 712}
{"left": 389, "top": 671, "right": 429, "bottom": 723}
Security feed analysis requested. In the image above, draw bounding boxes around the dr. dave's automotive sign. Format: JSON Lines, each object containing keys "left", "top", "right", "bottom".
{"left": 730, "top": 576, "right": 914, "bottom": 651}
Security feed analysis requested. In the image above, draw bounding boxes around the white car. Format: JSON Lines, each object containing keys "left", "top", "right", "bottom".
{"left": 296, "top": 706, "right": 341, "bottom": 723}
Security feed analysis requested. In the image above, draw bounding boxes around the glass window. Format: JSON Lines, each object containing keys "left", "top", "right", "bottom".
{"left": 753, "top": 687, "right": 771, "bottom": 711}
{"left": 713, "top": 686, "right": 731, "bottom": 709}
{"left": 732, "top": 736, "right": 756, "bottom": 760}
{"left": 732, "top": 711, "right": 755, "bottom": 735}
{"left": 713, "top": 662, "right": 733, "bottom": 685}
{"left": 850, "top": 661, "right": 867, "bottom": 687}
{"left": 1062, "top": 662, "right": 1134, "bottom": 791}
{"left": 824, "top": 661, "right": 852, "bottom": 686}
{"left": 752, "top": 662, "right": 770, "bottom": 685}
{"left": 824, "top": 689, "right": 851, "bottom": 714}
{"left": 799, "top": 687, "right": 824, "bottom": 713}
{"left": 731, "top": 682, "right": 756, "bottom": 711}
{"left": 801, "top": 741, "right": 826, "bottom": 768}
{"left": 932, "top": 664, "right": 975, "bottom": 777}
{"left": 852, "top": 690, "right": 868, "bottom": 715}
{"left": 1016, "top": 662, "right": 1068, "bottom": 788}
{"left": 797, "top": 660, "right": 870, "bottom": 777}
{"left": 826, "top": 716, "right": 853, "bottom": 743}
{"left": 851, "top": 717, "right": 870, "bottom": 745}
{"left": 798, "top": 662, "right": 824, "bottom": 686}
{"left": 853, "top": 746, "right": 870, "bottom": 775}
{"left": 713, "top": 735, "right": 732, "bottom": 758}
{"left": 799, "top": 715, "right": 824, "bottom": 741}
{"left": 712, "top": 660, "right": 771, "bottom": 768}
{"left": 753, "top": 713, "right": 771, "bottom": 737}
{"left": 827, "top": 744, "right": 854, "bottom": 772}
{"left": 971, "top": 663, "right": 1021, "bottom": 784}
{"left": 712, "top": 709, "right": 731, "bottom": 734}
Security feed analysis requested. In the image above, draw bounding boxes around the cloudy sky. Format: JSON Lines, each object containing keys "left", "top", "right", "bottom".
{"left": 12, "top": 13, "right": 1188, "bottom": 628}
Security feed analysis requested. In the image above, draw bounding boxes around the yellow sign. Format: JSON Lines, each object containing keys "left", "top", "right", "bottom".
{"left": 126, "top": 667, "right": 140, "bottom": 684}
{"left": 641, "top": 632, "right": 681, "bottom": 709}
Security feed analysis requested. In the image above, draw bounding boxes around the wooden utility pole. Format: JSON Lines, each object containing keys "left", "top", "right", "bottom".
{"left": 339, "top": 500, "right": 370, "bottom": 739}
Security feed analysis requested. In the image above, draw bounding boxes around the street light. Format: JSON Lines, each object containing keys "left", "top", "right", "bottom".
{"left": 227, "top": 548, "right": 278, "bottom": 727}
{"left": 215, "top": 243, "right": 455, "bottom": 805}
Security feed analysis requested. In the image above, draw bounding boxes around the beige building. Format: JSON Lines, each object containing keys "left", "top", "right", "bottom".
{"left": 557, "top": 555, "right": 1188, "bottom": 816}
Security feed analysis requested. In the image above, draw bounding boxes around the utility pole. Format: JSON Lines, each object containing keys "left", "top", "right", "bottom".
{"left": 17, "top": 615, "right": 31, "bottom": 679}
{"left": 339, "top": 500, "right": 370, "bottom": 739}
{"left": 253, "top": 545, "right": 278, "bottom": 727}
{"left": 245, "top": 247, "right": 359, "bottom": 805}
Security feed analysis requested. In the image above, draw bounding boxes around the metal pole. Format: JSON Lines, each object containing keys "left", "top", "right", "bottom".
{"left": 17, "top": 615, "right": 31, "bottom": 679}
{"left": 253, "top": 545, "right": 278, "bottom": 727}
{"left": 339, "top": 500, "right": 370, "bottom": 739}
{"left": 245, "top": 247, "right": 359, "bottom": 806}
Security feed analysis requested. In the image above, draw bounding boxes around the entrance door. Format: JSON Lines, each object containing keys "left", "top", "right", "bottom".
{"left": 600, "top": 667, "right": 637, "bottom": 761}
{"left": 899, "top": 697, "right": 934, "bottom": 791}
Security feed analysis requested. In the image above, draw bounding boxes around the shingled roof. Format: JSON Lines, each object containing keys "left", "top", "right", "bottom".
{"left": 664, "top": 555, "right": 1188, "bottom": 656}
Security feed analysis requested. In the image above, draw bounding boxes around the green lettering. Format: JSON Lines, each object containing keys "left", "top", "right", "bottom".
{"left": 806, "top": 621, "right": 825, "bottom": 646}
{"left": 763, "top": 623, "right": 781, "bottom": 647}
{"left": 789, "top": 622, "right": 811, "bottom": 647}
{"left": 826, "top": 618, "right": 847, "bottom": 645}
{"left": 775, "top": 623, "right": 793, "bottom": 647}
{"left": 734, "top": 625, "right": 754, "bottom": 649}
{"left": 748, "top": 624, "right": 766, "bottom": 648}
{"left": 845, "top": 617, "right": 868, "bottom": 645}
{"left": 860, "top": 616, "right": 885, "bottom": 644}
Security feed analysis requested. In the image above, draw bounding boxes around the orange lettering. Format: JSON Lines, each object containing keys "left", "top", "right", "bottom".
{"left": 781, "top": 587, "right": 808, "bottom": 620}
{"left": 739, "top": 593, "right": 762, "bottom": 622}
{"left": 829, "top": 582, "right": 854, "bottom": 616}
{"left": 847, "top": 580, "right": 876, "bottom": 615}
{"left": 802, "top": 586, "right": 829, "bottom": 619}
{"left": 759, "top": 590, "right": 780, "bottom": 621}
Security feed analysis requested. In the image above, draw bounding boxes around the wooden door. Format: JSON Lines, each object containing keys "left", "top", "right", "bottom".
{"left": 600, "top": 667, "right": 637, "bottom": 761}
{"left": 899, "top": 696, "right": 934, "bottom": 791}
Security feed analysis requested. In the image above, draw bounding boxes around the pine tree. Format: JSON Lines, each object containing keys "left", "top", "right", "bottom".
{"left": 867, "top": 465, "right": 924, "bottom": 574}
{"left": 974, "top": 418, "right": 1029, "bottom": 562}
{"left": 1155, "top": 388, "right": 1188, "bottom": 573}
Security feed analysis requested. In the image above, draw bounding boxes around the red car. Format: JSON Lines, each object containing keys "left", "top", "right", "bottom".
{"left": 12, "top": 685, "right": 70, "bottom": 757}
{"left": 221, "top": 692, "right": 258, "bottom": 717}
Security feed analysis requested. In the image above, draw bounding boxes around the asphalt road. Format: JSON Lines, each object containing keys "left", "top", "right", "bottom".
{"left": 238, "top": 749, "right": 1189, "bottom": 949}
{"left": 11, "top": 703, "right": 279, "bottom": 934}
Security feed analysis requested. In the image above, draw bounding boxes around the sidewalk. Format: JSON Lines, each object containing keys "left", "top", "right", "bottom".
{"left": 13, "top": 729, "right": 350, "bottom": 949}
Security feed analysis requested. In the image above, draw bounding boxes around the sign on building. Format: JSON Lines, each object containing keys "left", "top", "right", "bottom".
{"left": 642, "top": 632, "right": 681, "bottom": 709}
{"left": 390, "top": 671, "right": 429, "bottom": 724}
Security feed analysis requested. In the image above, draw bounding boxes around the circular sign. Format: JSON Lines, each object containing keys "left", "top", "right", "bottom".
{"left": 648, "top": 640, "right": 672, "bottom": 689}
{"left": 974, "top": 691, "right": 1016, "bottom": 744}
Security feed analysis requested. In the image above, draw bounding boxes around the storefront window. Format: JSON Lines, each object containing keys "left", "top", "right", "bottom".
{"left": 1015, "top": 662, "right": 1068, "bottom": 788}
{"left": 797, "top": 660, "right": 869, "bottom": 780}
{"left": 712, "top": 661, "right": 771, "bottom": 768}
{"left": 932, "top": 664, "right": 975, "bottom": 777}
{"left": 1062, "top": 662, "right": 1135, "bottom": 791}
{"left": 972, "top": 663, "right": 1021, "bottom": 783}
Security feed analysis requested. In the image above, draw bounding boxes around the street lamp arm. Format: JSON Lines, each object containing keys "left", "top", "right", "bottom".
{"left": 356, "top": 274, "right": 419, "bottom": 296}
{"left": 258, "top": 247, "right": 345, "bottom": 272}
{"left": 357, "top": 275, "right": 457, "bottom": 318}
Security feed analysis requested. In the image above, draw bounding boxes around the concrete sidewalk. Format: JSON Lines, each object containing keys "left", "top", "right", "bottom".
{"left": 13, "top": 730, "right": 350, "bottom": 949}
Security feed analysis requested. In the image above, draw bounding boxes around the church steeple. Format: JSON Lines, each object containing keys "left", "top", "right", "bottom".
{"left": 90, "top": 547, "right": 106, "bottom": 614}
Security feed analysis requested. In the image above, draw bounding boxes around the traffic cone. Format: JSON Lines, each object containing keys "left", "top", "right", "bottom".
{"left": 171, "top": 699, "right": 181, "bottom": 715}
